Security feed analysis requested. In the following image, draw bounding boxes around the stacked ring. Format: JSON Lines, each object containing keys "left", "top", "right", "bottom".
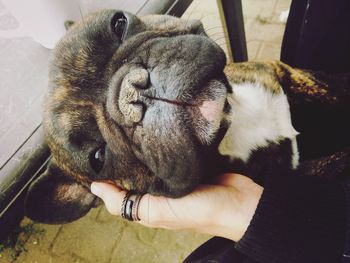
{"left": 121, "top": 192, "right": 144, "bottom": 221}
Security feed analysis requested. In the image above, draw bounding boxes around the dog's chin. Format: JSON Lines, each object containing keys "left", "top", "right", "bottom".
{"left": 188, "top": 79, "right": 228, "bottom": 145}
{"left": 113, "top": 176, "right": 197, "bottom": 198}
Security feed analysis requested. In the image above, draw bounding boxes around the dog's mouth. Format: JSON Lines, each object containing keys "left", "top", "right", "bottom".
{"left": 139, "top": 78, "right": 229, "bottom": 144}
{"left": 140, "top": 77, "right": 228, "bottom": 113}
{"left": 187, "top": 79, "right": 229, "bottom": 145}
{"left": 105, "top": 75, "right": 229, "bottom": 196}
{"left": 109, "top": 70, "right": 229, "bottom": 146}
{"left": 141, "top": 95, "right": 225, "bottom": 122}
{"left": 198, "top": 98, "right": 227, "bottom": 122}
{"left": 141, "top": 95, "right": 195, "bottom": 107}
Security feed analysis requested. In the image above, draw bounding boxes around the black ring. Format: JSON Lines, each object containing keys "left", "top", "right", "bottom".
{"left": 121, "top": 192, "right": 143, "bottom": 221}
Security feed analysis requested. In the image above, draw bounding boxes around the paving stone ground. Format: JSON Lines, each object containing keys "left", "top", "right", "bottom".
{"left": 0, "top": 0, "right": 291, "bottom": 262}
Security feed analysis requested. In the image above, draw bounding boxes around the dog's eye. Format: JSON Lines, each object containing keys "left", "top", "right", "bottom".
{"left": 113, "top": 12, "right": 127, "bottom": 40}
{"left": 90, "top": 145, "right": 106, "bottom": 173}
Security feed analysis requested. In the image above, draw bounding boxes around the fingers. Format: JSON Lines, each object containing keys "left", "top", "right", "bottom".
{"left": 90, "top": 182, "right": 127, "bottom": 216}
{"left": 89, "top": 181, "right": 243, "bottom": 236}
{"left": 137, "top": 194, "right": 175, "bottom": 228}
{"left": 90, "top": 182, "right": 158, "bottom": 226}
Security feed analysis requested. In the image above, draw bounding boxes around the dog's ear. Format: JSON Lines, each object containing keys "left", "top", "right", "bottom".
{"left": 25, "top": 159, "right": 97, "bottom": 224}
{"left": 64, "top": 20, "right": 75, "bottom": 30}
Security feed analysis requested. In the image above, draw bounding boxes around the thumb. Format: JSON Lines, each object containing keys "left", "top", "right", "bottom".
{"left": 90, "top": 182, "right": 126, "bottom": 215}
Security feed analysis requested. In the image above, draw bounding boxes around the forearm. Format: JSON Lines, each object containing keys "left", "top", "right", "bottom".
{"left": 218, "top": 175, "right": 263, "bottom": 242}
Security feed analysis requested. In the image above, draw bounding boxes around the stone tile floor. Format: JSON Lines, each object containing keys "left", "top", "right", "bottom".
{"left": 0, "top": 0, "right": 291, "bottom": 262}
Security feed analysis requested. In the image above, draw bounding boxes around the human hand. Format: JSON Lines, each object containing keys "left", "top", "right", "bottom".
{"left": 90, "top": 173, "right": 263, "bottom": 242}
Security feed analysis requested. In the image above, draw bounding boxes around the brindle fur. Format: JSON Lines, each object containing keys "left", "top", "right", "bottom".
{"left": 25, "top": 10, "right": 350, "bottom": 224}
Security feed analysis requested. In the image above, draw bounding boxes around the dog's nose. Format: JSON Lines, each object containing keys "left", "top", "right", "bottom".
{"left": 118, "top": 68, "right": 149, "bottom": 124}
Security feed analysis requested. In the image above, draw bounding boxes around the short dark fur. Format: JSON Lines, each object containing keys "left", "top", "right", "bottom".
{"left": 25, "top": 10, "right": 350, "bottom": 224}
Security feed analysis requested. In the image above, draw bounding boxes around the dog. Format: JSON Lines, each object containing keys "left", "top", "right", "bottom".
{"left": 24, "top": 10, "right": 350, "bottom": 224}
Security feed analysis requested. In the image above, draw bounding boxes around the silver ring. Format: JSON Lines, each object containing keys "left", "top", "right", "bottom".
{"left": 121, "top": 192, "right": 143, "bottom": 221}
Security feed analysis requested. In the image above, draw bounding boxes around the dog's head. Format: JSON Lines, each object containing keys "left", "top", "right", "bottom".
{"left": 25, "top": 10, "right": 230, "bottom": 223}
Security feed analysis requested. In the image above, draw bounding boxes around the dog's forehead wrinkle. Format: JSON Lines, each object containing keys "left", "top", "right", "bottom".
{"left": 107, "top": 30, "right": 194, "bottom": 74}
{"left": 145, "top": 35, "right": 205, "bottom": 64}
{"left": 144, "top": 37, "right": 222, "bottom": 84}
{"left": 140, "top": 14, "right": 202, "bottom": 33}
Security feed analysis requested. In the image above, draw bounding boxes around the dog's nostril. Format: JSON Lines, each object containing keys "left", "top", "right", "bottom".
{"left": 120, "top": 101, "right": 144, "bottom": 124}
{"left": 126, "top": 68, "right": 149, "bottom": 89}
{"left": 118, "top": 74, "right": 146, "bottom": 124}
{"left": 111, "top": 67, "right": 149, "bottom": 125}
{"left": 111, "top": 12, "right": 128, "bottom": 41}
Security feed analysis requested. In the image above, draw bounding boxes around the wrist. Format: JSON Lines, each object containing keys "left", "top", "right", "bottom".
{"left": 219, "top": 182, "right": 263, "bottom": 241}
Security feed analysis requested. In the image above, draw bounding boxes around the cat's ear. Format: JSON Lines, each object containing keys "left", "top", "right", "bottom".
{"left": 25, "top": 159, "right": 97, "bottom": 224}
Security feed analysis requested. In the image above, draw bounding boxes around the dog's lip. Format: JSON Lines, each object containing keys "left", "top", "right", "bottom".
{"left": 139, "top": 78, "right": 228, "bottom": 121}
{"left": 140, "top": 94, "right": 197, "bottom": 107}
{"left": 198, "top": 99, "right": 226, "bottom": 122}
{"left": 140, "top": 94, "right": 226, "bottom": 125}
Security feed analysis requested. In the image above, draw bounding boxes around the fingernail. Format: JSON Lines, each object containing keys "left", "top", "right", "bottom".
{"left": 91, "top": 182, "right": 102, "bottom": 197}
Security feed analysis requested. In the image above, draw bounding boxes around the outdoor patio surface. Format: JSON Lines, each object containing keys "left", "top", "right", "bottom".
{"left": 0, "top": 0, "right": 291, "bottom": 262}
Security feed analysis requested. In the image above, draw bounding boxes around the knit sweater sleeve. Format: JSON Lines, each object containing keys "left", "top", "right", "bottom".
{"left": 235, "top": 169, "right": 348, "bottom": 263}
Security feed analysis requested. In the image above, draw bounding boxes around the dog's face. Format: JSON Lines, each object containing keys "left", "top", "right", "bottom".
{"left": 25, "top": 10, "right": 229, "bottom": 223}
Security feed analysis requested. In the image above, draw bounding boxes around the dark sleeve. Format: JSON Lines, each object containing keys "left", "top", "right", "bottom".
{"left": 235, "top": 169, "right": 349, "bottom": 263}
